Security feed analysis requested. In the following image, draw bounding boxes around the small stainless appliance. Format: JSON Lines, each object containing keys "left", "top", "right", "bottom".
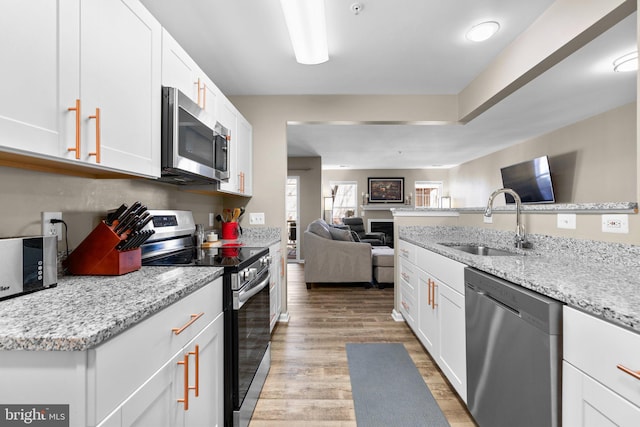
{"left": 465, "top": 267, "right": 562, "bottom": 427}
{"left": 139, "top": 210, "right": 270, "bottom": 427}
{"left": 159, "top": 87, "right": 230, "bottom": 185}
{"left": 0, "top": 236, "right": 57, "bottom": 300}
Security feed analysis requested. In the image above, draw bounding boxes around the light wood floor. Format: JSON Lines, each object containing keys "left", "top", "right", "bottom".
{"left": 250, "top": 263, "right": 477, "bottom": 426}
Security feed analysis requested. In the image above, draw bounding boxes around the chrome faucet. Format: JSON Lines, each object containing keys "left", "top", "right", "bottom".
{"left": 484, "top": 188, "right": 531, "bottom": 249}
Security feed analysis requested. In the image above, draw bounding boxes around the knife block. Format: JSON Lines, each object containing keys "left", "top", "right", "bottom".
{"left": 64, "top": 221, "right": 141, "bottom": 276}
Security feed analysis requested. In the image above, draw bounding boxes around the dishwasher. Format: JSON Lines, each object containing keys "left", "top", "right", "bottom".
{"left": 465, "top": 267, "right": 563, "bottom": 427}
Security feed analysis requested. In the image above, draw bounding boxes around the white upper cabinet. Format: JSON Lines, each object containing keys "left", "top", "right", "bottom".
{"left": 161, "top": 29, "right": 220, "bottom": 120}
{"left": 161, "top": 28, "right": 252, "bottom": 195}
{"left": 0, "top": 0, "right": 161, "bottom": 178}
{"left": 79, "top": 0, "right": 161, "bottom": 177}
{"left": 0, "top": 0, "right": 79, "bottom": 158}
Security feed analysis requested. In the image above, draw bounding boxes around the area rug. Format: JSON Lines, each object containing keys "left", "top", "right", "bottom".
{"left": 346, "top": 343, "right": 450, "bottom": 427}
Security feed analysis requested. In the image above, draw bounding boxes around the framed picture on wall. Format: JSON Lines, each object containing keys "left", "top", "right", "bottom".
{"left": 368, "top": 178, "right": 404, "bottom": 203}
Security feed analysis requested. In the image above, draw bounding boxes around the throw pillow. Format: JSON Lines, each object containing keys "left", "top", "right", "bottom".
{"left": 307, "top": 219, "right": 332, "bottom": 239}
{"left": 329, "top": 227, "right": 354, "bottom": 241}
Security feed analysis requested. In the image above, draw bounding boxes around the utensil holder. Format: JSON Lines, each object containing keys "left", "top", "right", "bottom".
{"left": 221, "top": 222, "right": 240, "bottom": 240}
{"left": 64, "top": 221, "right": 141, "bottom": 276}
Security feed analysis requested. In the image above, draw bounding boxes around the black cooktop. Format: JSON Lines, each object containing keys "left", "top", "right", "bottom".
{"left": 142, "top": 244, "right": 268, "bottom": 270}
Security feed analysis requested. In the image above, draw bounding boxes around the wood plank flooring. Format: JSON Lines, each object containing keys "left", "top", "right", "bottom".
{"left": 250, "top": 263, "right": 477, "bottom": 427}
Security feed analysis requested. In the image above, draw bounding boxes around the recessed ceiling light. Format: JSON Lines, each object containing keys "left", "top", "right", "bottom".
{"left": 613, "top": 51, "right": 638, "bottom": 72}
{"left": 466, "top": 21, "right": 500, "bottom": 42}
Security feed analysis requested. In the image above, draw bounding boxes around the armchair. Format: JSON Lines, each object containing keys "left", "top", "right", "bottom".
{"left": 342, "top": 217, "right": 386, "bottom": 246}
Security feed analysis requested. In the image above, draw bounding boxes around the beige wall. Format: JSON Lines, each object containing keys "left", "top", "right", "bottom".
{"left": 288, "top": 156, "right": 321, "bottom": 259}
{"left": 0, "top": 167, "right": 224, "bottom": 249}
{"left": 449, "top": 103, "right": 637, "bottom": 207}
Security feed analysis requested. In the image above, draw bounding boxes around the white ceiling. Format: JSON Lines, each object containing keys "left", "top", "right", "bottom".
{"left": 141, "top": 0, "right": 637, "bottom": 169}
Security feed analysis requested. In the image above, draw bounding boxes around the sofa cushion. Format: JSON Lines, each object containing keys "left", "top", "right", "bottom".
{"left": 329, "top": 227, "right": 354, "bottom": 241}
{"left": 307, "top": 219, "right": 332, "bottom": 239}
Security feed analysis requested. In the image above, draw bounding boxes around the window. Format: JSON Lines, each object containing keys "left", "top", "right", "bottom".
{"left": 329, "top": 181, "right": 357, "bottom": 224}
{"left": 415, "top": 181, "right": 443, "bottom": 208}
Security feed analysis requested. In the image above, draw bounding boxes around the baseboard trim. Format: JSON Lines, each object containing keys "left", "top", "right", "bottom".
{"left": 391, "top": 309, "right": 405, "bottom": 322}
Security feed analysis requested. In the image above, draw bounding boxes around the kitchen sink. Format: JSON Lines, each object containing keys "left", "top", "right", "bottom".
{"left": 440, "top": 243, "right": 520, "bottom": 256}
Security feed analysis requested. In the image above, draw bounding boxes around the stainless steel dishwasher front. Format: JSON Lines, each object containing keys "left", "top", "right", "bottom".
{"left": 465, "top": 267, "right": 563, "bottom": 427}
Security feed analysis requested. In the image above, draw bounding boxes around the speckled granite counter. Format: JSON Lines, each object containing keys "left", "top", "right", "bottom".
{"left": 0, "top": 266, "right": 223, "bottom": 351}
{"left": 235, "top": 226, "right": 281, "bottom": 247}
{"left": 399, "top": 226, "right": 640, "bottom": 333}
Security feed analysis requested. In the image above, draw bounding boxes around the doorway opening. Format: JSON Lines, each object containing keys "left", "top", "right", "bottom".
{"left": 286, "top": 176, "right": 300, "bottom": 262}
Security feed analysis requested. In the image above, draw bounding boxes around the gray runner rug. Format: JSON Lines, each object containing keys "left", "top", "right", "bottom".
{"left": 346, "top": 343, "right": 450, "bottom": 427}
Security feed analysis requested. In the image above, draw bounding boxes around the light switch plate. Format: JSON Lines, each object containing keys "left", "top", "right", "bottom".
{"left": 602, "top": 214, "right": 629, "bottom": 234}
{"left": 250, "top": 212, "right": 265, "bottom": 225}
{"left": 557, "top": 214, "right": 576, "bottom": 229}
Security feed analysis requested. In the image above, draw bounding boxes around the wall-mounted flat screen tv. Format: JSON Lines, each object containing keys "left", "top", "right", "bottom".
{"left": 500, "top": 155, "right": 556, "bottom": 204}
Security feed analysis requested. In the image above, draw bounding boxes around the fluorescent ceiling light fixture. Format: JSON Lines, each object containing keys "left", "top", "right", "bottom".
{"left": 466, "top": 21, "right": 500, "bottom": 42}
{"left": 280, "top": 0, "right": 329, "bottom": 64}
{"left": 613, "top": 51, "right": 638, "bottom": 72}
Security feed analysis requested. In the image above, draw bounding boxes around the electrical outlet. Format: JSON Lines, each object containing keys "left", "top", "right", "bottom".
{"left": 249, "top": 212, "right": 265, "bottom": 225}
{"left": 42, "top": 212, "right": 62, "bottom": 241}
{"left": 483, "top": 215, "right": 493, "bottom": 224}
{"left": 209, "top": 213, "right": 215, "bottom": 227}
{"left": 602, "top": 214, "right": 629, "bottom": 234}
{"left": 557, "top": 214, "right": 576, "bottom": 229}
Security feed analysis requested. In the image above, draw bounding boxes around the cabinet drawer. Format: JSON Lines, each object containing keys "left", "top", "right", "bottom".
{"left": 400, "top": 279, "right": 417, "bottom": 327}
{"left": 90, "top": 279, "right": 223, "bottom": 423}
{"left": 417, "top": 248, "right": 465, "bottom": 293}
{"left": 399, "top": 258, "right": 418, "bottom": 288}
{"left": 564, "top": 306, "right": 640, "bottom": 408}
{"left": 397, "top": 240, "right": 417, "bottom": 264}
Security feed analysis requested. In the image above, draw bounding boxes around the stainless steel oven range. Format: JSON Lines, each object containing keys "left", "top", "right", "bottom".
{"left": 140, "top": 210, "right": 271, "bottom": 427}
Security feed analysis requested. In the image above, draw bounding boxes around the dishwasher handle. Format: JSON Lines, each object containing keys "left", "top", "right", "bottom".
{"left": 475, "top": 288, "right": 520, "bottom": 316}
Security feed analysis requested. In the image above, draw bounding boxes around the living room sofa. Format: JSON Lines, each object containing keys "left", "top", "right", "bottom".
{"left": 303, "top": 218, "right": 373, "bottom": 288}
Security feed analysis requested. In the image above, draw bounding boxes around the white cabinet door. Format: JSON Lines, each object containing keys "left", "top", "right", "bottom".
{"left": 269, "top": 243, "right": 283, "bottom": 332}
{"left": 235, "top": 114, "right": 253, "bottom": 196}
{"left": 118, "top": 349, "right": 186, "bottom": 427}
{"left": 564, "top": 361, "right": 640, "bottom": 427}
{"left": 161, "top": 28, "right": 221, "bottom": 121}
{"left": 417, "top": 271, "right": 437, "bottom": 354}
{"left": 0, "top": 0, "right": 79, "bottom": 158}
{"left": 217, "top": 101, "right": 239, "bottom": 194}
{"left": 437, "top": 283, "right": 467, "bottom": 402}
{"left": 80, "top": 0, "right": 161, "bottom": 177}
{"left": 161, "top": 29, "right": 201, "bottom": 104}
{"left": 116, "top": 315, "right": 224, "bottom": 427}
{"left": 184, "top": 314, "right": 225, "bottom": 427}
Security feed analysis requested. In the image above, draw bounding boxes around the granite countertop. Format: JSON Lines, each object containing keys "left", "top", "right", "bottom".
{"left": 0, "top": 266, "right": 223, "bottom": 351}
{"left": 399, "top": 226, "right": 640, "bottom": 333}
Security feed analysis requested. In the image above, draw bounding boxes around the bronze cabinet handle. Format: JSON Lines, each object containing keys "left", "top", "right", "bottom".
{"left": 88, "top": 108, "right": 101, "bottom": 163}
{"left": 172, "top": 313, "right": 204, "bottom": 335}
{"left": 177, "top": 353, "right": 189, "bottom": 410}
{"left": 67, "top": 99, "right": 81, "bottom": 159}
{"left": 617, "top": 364, "right": 640, "bottom": 380}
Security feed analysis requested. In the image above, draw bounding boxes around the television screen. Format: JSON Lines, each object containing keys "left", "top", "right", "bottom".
{"left": 500, "top": 156, "right": 555, "bottom": 204}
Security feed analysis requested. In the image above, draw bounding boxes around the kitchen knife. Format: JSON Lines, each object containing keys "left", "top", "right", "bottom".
{"left": 116, "top": 201, "right": 142, "bottom": 225}
{"left": 136, "top": 213, "right": 153, "bottom": 231}
{"left": 114, "top": 212, "right": 138, "bottom": 235}
{"left": 106, "top": 203, "right": 127, "bottom": 226}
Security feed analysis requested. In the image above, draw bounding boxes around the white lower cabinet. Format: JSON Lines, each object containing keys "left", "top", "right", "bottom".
{"left": 397, "top": 240, "right": 467, "bottom": 403}
{"left": 398, "top": 257, "right": 418, "bottom": 329}
{"left": 563, "top": 306, "right": 640, "bottom": 426}
{"left": 0, "top": 278, "right": 223, "bottom": 427}
{"left": 269, "top": 243, "right": 283, "bottom": 332}
{"left": 101, "top": 313, "right": 224, "bottom": 427}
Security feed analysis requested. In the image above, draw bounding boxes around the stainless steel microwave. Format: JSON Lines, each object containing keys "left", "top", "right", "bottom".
{"left": 159, "top": 87, "right": 229, "bottom": 185}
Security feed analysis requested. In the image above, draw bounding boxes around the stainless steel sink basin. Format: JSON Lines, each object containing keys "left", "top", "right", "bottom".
{"left": 440, "top": 243, "right": 520, "bottom": 256}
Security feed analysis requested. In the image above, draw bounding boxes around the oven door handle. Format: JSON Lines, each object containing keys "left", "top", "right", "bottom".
{"left": 237, "top": 273, "right": 270, "bottom": 309}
